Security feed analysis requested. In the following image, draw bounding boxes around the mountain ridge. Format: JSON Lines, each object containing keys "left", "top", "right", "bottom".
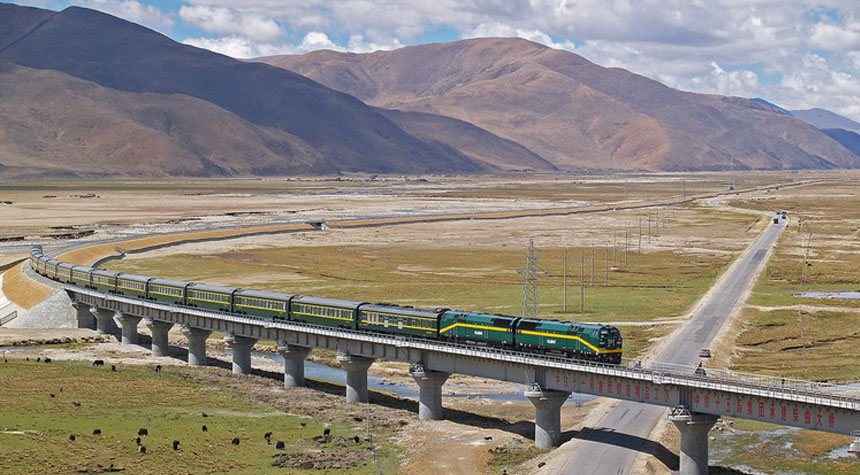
{"left": 1, "top": 4, "right": 554, "bottom": 178}
{"left": 1, "top": 3, "right": 858, "bottom": 178}
{"left": 260, "top": 38, "right": 860, "bottom": 171}
{"left": 791, "top": 108, "right": 860, "bottom": 133}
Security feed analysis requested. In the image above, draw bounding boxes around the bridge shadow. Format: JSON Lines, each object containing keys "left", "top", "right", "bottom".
{"left": 560, "top": 426, "right": 679, "bottom": 470}
{"left": 156, "top": 350, "right": 545, "bottom": 438}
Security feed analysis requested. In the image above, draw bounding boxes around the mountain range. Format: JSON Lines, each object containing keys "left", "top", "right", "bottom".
{"left": 260, "top": 40, "right": 860, "bottom": 172}
{"left": 1, "top": 3, "right": 859, "bottom": 179}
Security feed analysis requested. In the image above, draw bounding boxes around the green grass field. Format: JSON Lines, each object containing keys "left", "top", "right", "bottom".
{"left": 0, "top": 360, "right": 398, "bottom": 474}
{"left": 108, "top": 246, "right": 733, "bottom": 323}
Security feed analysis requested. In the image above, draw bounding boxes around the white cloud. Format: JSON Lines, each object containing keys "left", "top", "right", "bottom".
{"left": 809, "top": 22, "right": 860, "bottom": 50}
{"left": 182, "top": 30, "right": 403, "bottom": 58}
{"left": 179, "top": 5, "right": 282, "bottom": 42}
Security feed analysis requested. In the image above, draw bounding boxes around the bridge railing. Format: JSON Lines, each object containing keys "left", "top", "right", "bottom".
{"left": 644, "top": 360, "right": 851, "bottom": 395}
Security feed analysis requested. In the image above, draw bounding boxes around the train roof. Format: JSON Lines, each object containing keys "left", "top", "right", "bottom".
{"left": 360, "top": 304, "right": 440, "bottom": 318}
{"left": 516, "top": 318, "right": 614, "bottom": 332}
{"left": 293, "top": 295, "right": 364, "bottom": 310}
{"left": 149, "top": 277, "right": 189, "bottom": 288}
{"left": 444, "top": 309, "right": 519, "bottom": 320}
{"left": 116, "top": 273, "right": 151, "bottom": 282}
{"left": 235, "top": 288, "right": 294, "bottom": 301}
{"left": 92, "top": 269, "right": 118, "bottom": 277}
{"left": 187, "top": 282, "right": 236, "bottom": 294}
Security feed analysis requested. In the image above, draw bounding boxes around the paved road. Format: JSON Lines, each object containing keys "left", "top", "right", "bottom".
{"left": 561, "top": 215, "right": 786, "bottom": 474}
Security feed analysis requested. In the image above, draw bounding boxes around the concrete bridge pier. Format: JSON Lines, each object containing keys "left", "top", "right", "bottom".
{"left": 337, "top": 353, "right": 375, "bottom": 403}
{"left": 181, "top": 324, "right": 211, "bottom": 366}
{"left": 144, "top": 317, "right": 173, "bottom": 356}
{"left": 669, "top": 410, "right": 720, "bottom": 475}
{"left": 849, "top": 433, "right": 860, "bottom": 457}
{"left": 72, "top": 302, "right": 96, "bottom": 330}
{"left": 225, "top": 333, "right": 257, "bottom": 375}
{"left": 525, "top": 387, "right": 570, "bottom": 448}
{"left": 277, "top": 340, "right": 312, "bottom": 387}
{"left": 114, "top": 312, "right": 142, "bottom": 345}
{"left": 90, "top": 306, "right": 118, "bottom": 337}
{"left": 409, "top": 366, "right": 450, "bottom": 420}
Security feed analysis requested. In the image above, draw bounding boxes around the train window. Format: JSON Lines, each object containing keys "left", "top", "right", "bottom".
{"left": 152, "top": 285, "right": 181, "bottom": 296}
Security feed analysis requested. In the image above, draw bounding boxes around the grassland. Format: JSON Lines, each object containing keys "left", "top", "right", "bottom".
{"left": 103, "top": 198, "right": 762, "bottom": 360}
{"left": 107, "top": 245, "right": 732, "bottom": 322}
{"left": 0, "top": 359, "right": 400, "bottom": 474}
{"left": 732, "top": 307, "right": 860, "bottom": 381}
{"left": 726, "top": 180, "right": 860, "bottom": 382}
{"left": 710, "top": 418, "right": 857, "bottom": 475}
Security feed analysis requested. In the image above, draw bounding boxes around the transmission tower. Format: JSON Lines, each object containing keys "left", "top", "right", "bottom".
{"left": 517, "top": 240, "right": 546, "bottom": 319}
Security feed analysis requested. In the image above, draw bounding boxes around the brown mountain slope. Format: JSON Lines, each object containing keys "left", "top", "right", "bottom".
{"left": 0, "top": 4, "right": 494, "bottom": 177}
{"left": 0, "top": 61, "right": 331, "bottom": 179}
{"left": 378, "top": 109, "right": 557, "bottom": 171}
{"left": 262, "top": 38, "right": 860, "bottom": 171}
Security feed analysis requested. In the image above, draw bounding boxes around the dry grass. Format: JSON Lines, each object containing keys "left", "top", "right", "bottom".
{"left": 727, "top": 180, "right": 860, "bottom": 382}
{"left": 59, "top": 223, "right": 313, "bottom": 265}
{"left": 2, "top": 262, "right": 53, "bottom": 309}
{"left": 731, "top": 307, "right": 860, "bottom": 381}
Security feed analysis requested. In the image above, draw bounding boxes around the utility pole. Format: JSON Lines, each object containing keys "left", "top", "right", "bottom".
{"left": 638, "top": 217, "right": 642, "bottom": 254}
{"left": 562, "top": 251, "right": 567, "bottom": 312}
{"left": 682, "top": 178, "right": 687, "bottom": 199}
{"left": 798, "top": 222, "right": 812, "bottom": 378}
{"left": 625, "top": 229, "right": 629, "bottom": 267}
{"left": 580, "top": 250, "right": 585, "bottom": 312}
{"left": 366, "top": 406, "right": 381, "bottom": 475}
{"left": 604, "top": 244, "right": 609, "bottom": 286}
{"left": 648, "top": 215, "right": 652, "bottom": 243}
{"left": 613, "top": 232, "right": 617, "bottom": 266}
{"left": 590, "top": 246, "right": 595, "bottom": 286}
{"left": 625, "top": 179, "right": 629, "bottom": 202}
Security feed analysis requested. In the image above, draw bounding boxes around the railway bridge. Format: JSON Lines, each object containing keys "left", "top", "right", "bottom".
{"left": 66, "top": 285, "right": 860, "bottom": 475}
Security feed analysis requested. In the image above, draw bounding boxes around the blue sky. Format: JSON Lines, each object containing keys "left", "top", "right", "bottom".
{"left": 7, "top": 0, "right": 860, "bottom": 122}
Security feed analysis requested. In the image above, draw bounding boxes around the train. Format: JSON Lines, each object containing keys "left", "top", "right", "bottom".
{"left": 29, "top": 246, "right": 623, "bottom": 364}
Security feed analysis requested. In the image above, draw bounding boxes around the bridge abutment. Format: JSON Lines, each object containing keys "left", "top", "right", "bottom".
{"left": 90, "top": 306, "right": 118, "bottom": 337}
{"left": 525, "top": 387, "right": 570, "bottom": 448}
{"left": 144, "top": 317, "right": 173, "bottom": 356}
{"left": 225, "top": 333, "right": 257, "bottom": 375}
{"left": 73, "top": 302, "right": 96, "bottom": 330}
{"left": 115, "top": 312, "right": 142, "bottom": 345}
{"left": 181, "top": 324, "right": 211, "bottom": 366}
{"left": 337, "top": 353, "right": 375, "bottom": 403}
{"left": 409, "top": 366, "right": 449, "bottom": 420}
{"left": 277, "top": 340, "right": 311, "bottom": 387}
{"left": 669, "top": 409, "right": 719, "bottom": 475}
